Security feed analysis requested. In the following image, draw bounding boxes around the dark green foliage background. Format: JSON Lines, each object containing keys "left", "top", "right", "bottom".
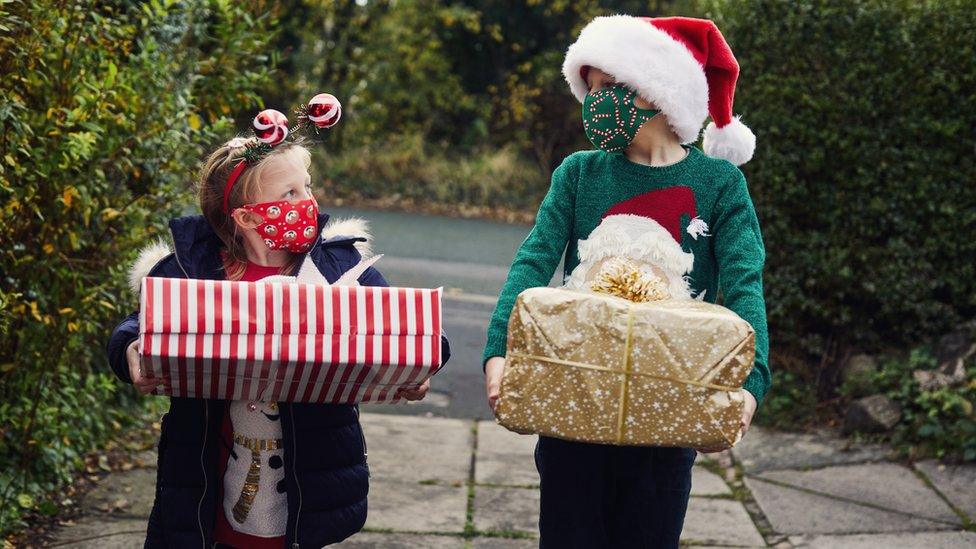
{"left": 0, "top": 0, "right": 278, "bottom": 535}
{"left": 707, "top": 0, "right": 976, "bottom": 370}
{"left": 2, "top": 0, "right": 975, "bottom": 538}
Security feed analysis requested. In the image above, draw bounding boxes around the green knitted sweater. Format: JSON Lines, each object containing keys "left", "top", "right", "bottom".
{"left": 483, "top": 146, "right": 771, "bottom": 405}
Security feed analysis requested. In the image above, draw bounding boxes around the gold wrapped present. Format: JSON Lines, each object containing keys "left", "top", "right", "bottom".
{"left": 495, "top": 287, "right": 755, "bottom": 448}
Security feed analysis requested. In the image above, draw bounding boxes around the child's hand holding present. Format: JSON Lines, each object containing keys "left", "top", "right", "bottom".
{"left": 397, "top": 379, "right": 431, "bottom": 401}
{"left": 126, "top": 340, "right": 165, "bottom": 395}
{"left": 485, "top": 356, "right": 506, "bottom": 411}
{"left": 696, "top": 390, "right": 757, "bottom": 454}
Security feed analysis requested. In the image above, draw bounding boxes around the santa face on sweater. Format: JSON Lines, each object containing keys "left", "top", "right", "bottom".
{"left": 563, "top": 213, "right": 701, "bottom": 300}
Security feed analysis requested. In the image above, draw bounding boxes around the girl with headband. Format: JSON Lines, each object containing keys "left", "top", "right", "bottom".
{"left": 106, "top": 94, "right": 452, "bottom": 547}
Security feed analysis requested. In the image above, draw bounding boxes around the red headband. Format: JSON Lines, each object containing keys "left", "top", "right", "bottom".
{"left": 222, "top": 160, "right": 249, "bottom": 213}
{"left": 221, "top": 93, "right": 342, "bottom": 214}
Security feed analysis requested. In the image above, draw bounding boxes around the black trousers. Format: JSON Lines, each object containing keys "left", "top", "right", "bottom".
{"left": 535, "top": 436, "right": 696, "bottom": 549}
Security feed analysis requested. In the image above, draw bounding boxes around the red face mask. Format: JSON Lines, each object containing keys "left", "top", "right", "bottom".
{"left": 238, "top": 198, "right": 319, "bottom": 253}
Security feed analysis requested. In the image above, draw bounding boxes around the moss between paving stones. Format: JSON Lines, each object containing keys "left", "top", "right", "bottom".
{"left": 728, "top": 462, "right": 781, "bottom": 544}
{"left": 911, "top": 468, "right": 976, "bottom": 532}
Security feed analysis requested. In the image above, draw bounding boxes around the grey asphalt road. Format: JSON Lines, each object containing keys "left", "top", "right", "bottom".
{"left": 327, "top": 206, "right": 562, "bottom": 420}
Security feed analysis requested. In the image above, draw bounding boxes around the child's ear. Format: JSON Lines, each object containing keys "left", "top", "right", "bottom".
{"left": 230, "top": 208, "right": 264, "bottom": 230}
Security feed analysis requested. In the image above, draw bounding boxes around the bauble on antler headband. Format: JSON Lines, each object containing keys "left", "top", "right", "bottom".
{"left": 222, "top": 93, "right": 342, "bottom": 213}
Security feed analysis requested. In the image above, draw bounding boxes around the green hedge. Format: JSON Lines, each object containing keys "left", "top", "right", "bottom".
{"left": 0, "top": 1, "right": 276, "bottom": 536}
{"left": 708, "top": 0, "right": 976, "bottom": 360}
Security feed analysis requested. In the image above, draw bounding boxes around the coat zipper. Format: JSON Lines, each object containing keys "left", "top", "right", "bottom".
{"left": 261, "top": 229, "right": 322, "bottom": 547}
{"left": 168, "top": 229, "right": 191, "bottom": 279}
{"left": 197, "top": 401, "right": 210, "bottom": 548}
{"left": 169, "top": 228, "right": 205, "bottom": 545}
{"left": 354, "top": 406, "right": 368, "bottom": 464}
{"left": 290, "top": 403, "right": 302, "bottom": 549}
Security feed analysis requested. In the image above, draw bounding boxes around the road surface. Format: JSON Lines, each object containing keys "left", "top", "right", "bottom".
{"left": 328, "top": 206, "right": 562, "bottom": 420}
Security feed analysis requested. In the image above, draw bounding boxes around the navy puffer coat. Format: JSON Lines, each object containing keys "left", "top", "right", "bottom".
{"left": 107, "top": 213, "right": 450, "bottom": 548}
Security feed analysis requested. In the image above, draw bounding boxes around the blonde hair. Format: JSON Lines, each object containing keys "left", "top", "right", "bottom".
{"left": 197, "top": 137, "right": 313, "bottom": 280}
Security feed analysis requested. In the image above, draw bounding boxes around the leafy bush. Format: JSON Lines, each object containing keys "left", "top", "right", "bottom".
{"left": 0, "top": 0, "right": 276, "bottom": 536}
{"left": 707, "top": 0, "right": 976, "bottom": 361}
{"left": 855, "top": 349, "right": 976, "bottom": 462}
{"left": 259, "top": 0, "right": 698, "bottom": 170}
{"left": 755, "top": 370, "right": 819, "bottom": 430}
{"left": 318, "top": 134, "right": 550, "bottom": 212}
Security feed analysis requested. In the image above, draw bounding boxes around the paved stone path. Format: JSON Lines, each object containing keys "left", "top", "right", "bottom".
{"left": 50, "top": 414, "right": 976, "bottom": 548}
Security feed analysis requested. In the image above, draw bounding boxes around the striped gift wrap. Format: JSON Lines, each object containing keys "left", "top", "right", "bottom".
{"left": 138, "top": 277, "right": 442, "bottom": 403}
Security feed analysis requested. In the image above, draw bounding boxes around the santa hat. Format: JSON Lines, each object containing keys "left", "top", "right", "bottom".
{"left": 563, "top": 15, "right": 755, "bottom": 165}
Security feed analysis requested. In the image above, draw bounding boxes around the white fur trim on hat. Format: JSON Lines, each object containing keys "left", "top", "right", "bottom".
{"left": 128, "top": 239, "right": 172, "bottom": 293}
{"left": 562, "top": 15, "right": 709, "bottom": 144}
{"left": 321, "top": 217, "right": 372, "bottom": 257}
{"left": 702, "top": 116, "right": 755, "bottom": 166}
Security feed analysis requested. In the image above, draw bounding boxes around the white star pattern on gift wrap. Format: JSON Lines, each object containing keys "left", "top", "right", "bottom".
{"left": 499, "top": 291, "right": 751, "bottom": 447}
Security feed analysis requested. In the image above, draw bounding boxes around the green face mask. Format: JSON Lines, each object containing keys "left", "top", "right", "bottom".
{"left": 582, "top": 84, "right": 660, "bottom": 153}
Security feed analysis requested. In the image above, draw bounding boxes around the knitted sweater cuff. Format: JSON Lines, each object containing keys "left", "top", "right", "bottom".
{"left": 742, "top": 369, "right": 768, "bottom": 408}
{"left": 482, "top": 332, "right": 508, "bottom": 371}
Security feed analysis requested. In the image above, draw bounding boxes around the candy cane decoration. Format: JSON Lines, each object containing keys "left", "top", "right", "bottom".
{"left": 305, "top": 93, "right": 342, "bottom": 129}
{"left": 253, "top": 109, "right": 289, "bottom": 145}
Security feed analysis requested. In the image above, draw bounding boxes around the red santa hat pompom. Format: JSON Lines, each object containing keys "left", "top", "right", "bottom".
{"left": 562, "top": 16, "right": 755, "bottom": 165}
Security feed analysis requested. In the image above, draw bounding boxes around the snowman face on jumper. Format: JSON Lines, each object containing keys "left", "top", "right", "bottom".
{"left": 223, "top": 400, "right": 288, "bottom": 536}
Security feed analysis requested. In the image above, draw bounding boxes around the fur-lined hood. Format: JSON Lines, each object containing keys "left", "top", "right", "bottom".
{"left": 128, "top": 216, "right": 373, "bottom": 292}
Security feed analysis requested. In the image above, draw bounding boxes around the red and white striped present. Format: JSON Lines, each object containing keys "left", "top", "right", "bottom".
{"left": 138, "top": 277, "right": 442, "bottom": 403}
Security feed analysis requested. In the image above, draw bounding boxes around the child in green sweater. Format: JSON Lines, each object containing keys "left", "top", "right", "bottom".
{"left": 483, "top": 15, "right": 769, "bottom": 548}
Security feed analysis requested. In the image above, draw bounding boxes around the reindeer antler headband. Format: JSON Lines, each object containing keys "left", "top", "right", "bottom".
{"left": 222, "top": 93, "right": 342, "bottom": 213}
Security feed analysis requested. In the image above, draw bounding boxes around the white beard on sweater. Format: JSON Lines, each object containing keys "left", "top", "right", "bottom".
{"left": 563, "top": 214, "right": 697, "bottom": 300}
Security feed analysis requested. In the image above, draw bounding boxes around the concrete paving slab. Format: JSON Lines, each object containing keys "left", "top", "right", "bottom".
{"left": 732, "top": 426, "right": 889, "bottom": 473}
{"left": 472, "top": 486, "right": 539, "bottom": 536}
{"left": 50, "top": 517, "right": 146, "bottom": 548}
{"left": 745, "top": 476, "right": 953, "bottom": 535}
{"left": 336, "top": 532, "right": 465, "bottom": 548}
{"left": 691, "top": 466, "right": 732, "bottom": 496}
{"left": 471, "top": 537, "right": 537, "bottom": 548}
{"left": 361, "top": 413, "right": 472, "bottom": 484}
{"left": 681, "top": 497, "right": 766, "bottom": 546}
{"left": 365, "top": 479, "right": 468, "bottom": 533}
{"left": 915, "top": 460, "right": 976, "bottom": 520}
{"left": 756, "top": 463, "right": 959, "bottom": 523}
{"left": 80, "top": 467, "right": 156, "bottom": 519}
{"left": 475, "top": 421, "right": 538, "bottom": 486}
{"left": 789, "top": 530, "right": 976, "bottom": 548}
